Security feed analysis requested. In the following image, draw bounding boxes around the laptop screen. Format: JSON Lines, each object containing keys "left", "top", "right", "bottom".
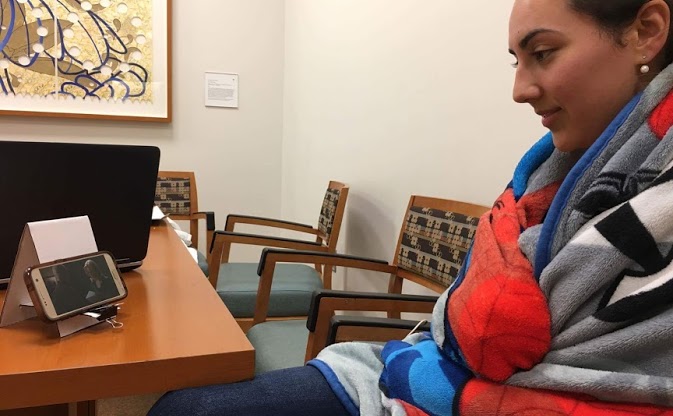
{"left": 0, "top": 141, "right": 160, "bottom": 285}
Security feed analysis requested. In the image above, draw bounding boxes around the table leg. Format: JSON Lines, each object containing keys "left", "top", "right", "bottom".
{"left": 68, "top": 401, "right": 96, "bottom": 416}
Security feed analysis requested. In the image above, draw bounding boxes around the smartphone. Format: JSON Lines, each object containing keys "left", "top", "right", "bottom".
{"left": 24, "top": 251, "right": 128, "bottom": 322}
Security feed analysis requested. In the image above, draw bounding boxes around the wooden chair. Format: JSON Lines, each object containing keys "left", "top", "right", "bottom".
{"left": 208, "top": 181, "right": 349, "bottom": 332}
{"left": 154, "top": 171, "right": 215, "bottom": 273}
{"left": 246, "top": 195, "right": 490, "bottom": 374}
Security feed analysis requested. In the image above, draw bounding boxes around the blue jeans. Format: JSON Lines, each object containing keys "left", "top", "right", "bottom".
{"left": 148, "top": 366, "right": 349, "bottom": 416}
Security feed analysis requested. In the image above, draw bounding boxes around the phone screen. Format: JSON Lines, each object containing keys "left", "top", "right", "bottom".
{"left": 35, "top": 253, "right": 125, "bottom": 317}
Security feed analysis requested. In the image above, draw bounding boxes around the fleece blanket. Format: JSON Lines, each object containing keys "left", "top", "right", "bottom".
{"left": 309, "top": 63, "right": 673, "bottom": 416}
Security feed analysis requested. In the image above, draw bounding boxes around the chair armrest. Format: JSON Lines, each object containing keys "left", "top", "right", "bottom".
{"left": 212, "top": 231, "right": 324, "bottom": 252}
{"left": 193, "top": 211, "right": 215, "bottom": 231}
{"left": 303, "top": 290, "right": 438, "bottom": 360}
{"left": 192, "top": 211, "right": 216, "bottom": 260}
{"left": 225, "top": 214, "right": 318, "bottom": 235}
{"left": 327, "top": 316, "right": 432, "bottom": 346}
{"left": 306, "top": 290, "right": 437, "bottom": 331}
{"left": 257, "top": 248, "right": 396, "bottom": 276}
{"left": 169, "top": 211, "right": 215, "bottom": 255}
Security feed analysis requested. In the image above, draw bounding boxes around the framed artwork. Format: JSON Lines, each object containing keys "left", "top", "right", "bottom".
{"left": 0, "top": 0, "right": 171, "bottom": 122}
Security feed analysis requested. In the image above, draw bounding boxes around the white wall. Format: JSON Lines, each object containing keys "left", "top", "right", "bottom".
{"left": 281, "top": 0, "right": 547, "bottom": 295}
{"left": 0, "top": 0, "right": 286, "bottom": 261}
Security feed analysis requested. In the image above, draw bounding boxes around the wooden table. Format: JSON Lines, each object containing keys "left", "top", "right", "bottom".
{"left": 0, "top": 222, "right": 255, "bottom": 414}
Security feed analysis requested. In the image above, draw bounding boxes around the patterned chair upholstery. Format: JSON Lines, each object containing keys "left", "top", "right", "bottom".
{"left": 317, "top": 188, "right": 341, "bottom": 243}
{"left": 155, "top": 176, "right": 192, "bottom": 216}
{"left": 247, "top": 195, "right": 490, "bottom": 374}
{"left": 208, "top": 181, "right": 350, "bottom": 332}
{"left": 155, "top": 171, "right": 215, "bottom": 275}
{"left": 397, "top": 205, "right": 480, "bottom": 288}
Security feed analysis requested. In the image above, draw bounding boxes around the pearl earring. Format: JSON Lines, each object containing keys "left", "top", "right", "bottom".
{"left": 640, "top": 56, "right": 650, "bottom": 74}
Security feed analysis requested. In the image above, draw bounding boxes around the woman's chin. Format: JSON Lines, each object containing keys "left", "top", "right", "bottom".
{"left": 551, "top": 134, "right": 584, "bottom": 153}
{"left": 551, "top": 134, "right": 571, "bottom": 152}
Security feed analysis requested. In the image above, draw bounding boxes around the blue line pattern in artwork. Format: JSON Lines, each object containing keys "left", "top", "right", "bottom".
{"left": 0, "top": 0, "right": 150, "bottom": 101}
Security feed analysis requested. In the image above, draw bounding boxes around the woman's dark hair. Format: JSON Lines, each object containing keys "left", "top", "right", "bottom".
{"left": 570, "top": 0, "right": 673, "bottom": 66}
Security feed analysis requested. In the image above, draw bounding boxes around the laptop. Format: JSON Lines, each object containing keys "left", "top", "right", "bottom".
{"left": 0, "top": 141, "right": 161, "bottom": 286}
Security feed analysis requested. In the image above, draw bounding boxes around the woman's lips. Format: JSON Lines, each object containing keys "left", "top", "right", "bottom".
{"left": 540, "top": 108, "right": 561, "bottom": 129}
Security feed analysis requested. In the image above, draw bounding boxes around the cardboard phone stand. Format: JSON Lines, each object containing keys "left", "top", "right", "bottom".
{"left": 0, "top": 216, "right": 119, "bottom": 337}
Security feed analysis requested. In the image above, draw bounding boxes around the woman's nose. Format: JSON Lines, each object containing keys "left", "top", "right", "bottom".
{"left": 513, "top": 67, "right": 542, "bottom": 103}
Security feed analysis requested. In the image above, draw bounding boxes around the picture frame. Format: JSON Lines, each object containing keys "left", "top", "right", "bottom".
{"left": 0, "top": 0, "right": 171, "bottom": 122}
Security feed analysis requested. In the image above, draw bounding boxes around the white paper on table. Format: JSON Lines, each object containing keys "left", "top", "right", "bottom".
{"left": 152, "top": 205, "right": 167, "bottom": 221}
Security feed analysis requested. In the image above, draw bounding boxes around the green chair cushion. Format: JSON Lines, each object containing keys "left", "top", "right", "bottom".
{"left": 247, "top": 320, "right": 308, "bottom": 375}
{"left": 196, "top": 251, "right": 209, "bottom": 276}
{"left": 216, "top": 263, "right": 323, "bottom": 318}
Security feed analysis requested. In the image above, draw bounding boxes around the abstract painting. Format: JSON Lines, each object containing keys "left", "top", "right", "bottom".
{"left": 0, "top": 0, "right": 170, "bottom": 121}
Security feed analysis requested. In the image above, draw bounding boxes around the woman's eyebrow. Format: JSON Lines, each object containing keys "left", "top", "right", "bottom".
{"left": 508, "top": 28, "right": 559, "bottom": 54}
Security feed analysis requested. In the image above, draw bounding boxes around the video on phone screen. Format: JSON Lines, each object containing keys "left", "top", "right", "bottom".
{"left": 41, "top": 255, "right": 120, "bottom": 315}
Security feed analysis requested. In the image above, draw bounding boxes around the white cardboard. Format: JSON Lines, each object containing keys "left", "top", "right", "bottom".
{"left": 0, "top": 216, "right": 111, "bottom": 336}
{"left": 56, "top": 314, "right": 107, "bottom": 337}
{"left": 0, "top": 228, "right": 40, "bottom": 326}
{"left": 29, "top": 216, "right": 98, "bottom": 263}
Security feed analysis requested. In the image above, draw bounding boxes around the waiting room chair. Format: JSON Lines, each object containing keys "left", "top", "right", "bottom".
{"left": 208, "top": 181, "right": 349, "bottom": 332}
{"left": 246, "top": 195, "right": 490, "bottom": 374}
{"left": 155, "top": 171, "right": 215, "bottom": 275}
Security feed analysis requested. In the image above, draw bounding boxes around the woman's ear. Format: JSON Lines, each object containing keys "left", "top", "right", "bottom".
{"left": 630, "top": 0, "right": 670, "bottom": 66}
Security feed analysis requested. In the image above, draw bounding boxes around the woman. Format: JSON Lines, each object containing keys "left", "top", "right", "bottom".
{"left": 150, "top": 0, "right": 673, "bottom": 415}
{"left": 82, "top": 259, "right": 118, "bottom": 303}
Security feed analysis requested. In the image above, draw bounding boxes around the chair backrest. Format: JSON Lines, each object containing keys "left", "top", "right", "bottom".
{"left": 391, "top": 195, "right": 490, "bottom": 294}
{"left": 155, "top": 171, "right": 199, "bottom": 219}
{"left": 316, "top": 181, "right": 349, "bottom": 252}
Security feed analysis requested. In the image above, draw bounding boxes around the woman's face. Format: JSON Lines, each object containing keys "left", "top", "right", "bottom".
{"left": 84, "top": 263, "right": 102, "bottom": 282}
{"left": 509, "top": 0, "right": 642, "bottom": 152}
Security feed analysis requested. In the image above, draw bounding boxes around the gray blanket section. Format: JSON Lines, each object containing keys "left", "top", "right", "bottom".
{"left": 524, "top": 149, "right": 582, "bottom": 195}
{"left": 313, "top": 333, "right": 430, "bottom": 416}
{"left": 509, "top": 364, "right": 673, "bottom": 406}
{"left": 509, "top": 179, "right": 673, "bottom": 405}
{"left": 518, "top": 224, "right": 542, "bottom": 265}
{"left": 542, "top": 173, "right": 673, "bottom": 335}
{"left": 550, "top": 67, "right": 673, "bottom": 260}
{"left": 540, "top": 213, "right": 633, "bottom": 336}
{"left": 544, "top": 307, "right": 673, "bottom": 378}
{"left": 431, "top": 288, "right": 450, "bottom": 348}
{"left": 314, "top": 342, "right": 386, "bottom": 416}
